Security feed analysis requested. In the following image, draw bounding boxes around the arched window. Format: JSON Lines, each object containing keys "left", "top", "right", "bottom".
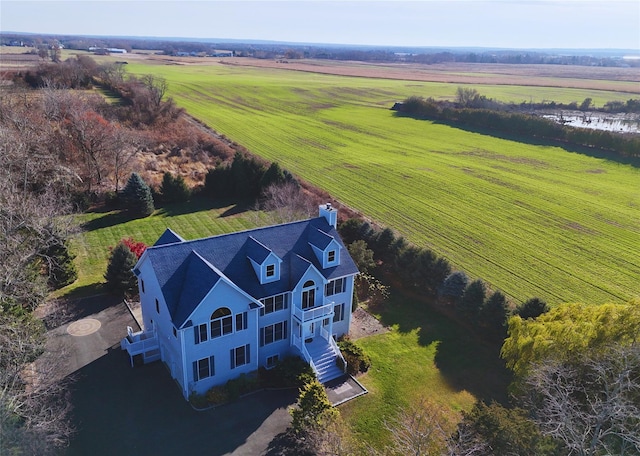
{"left": 302, "top": 280, "right": 315, "bottom": 309}
{"left": 210, "top": 307, "right": 233, "bottom": 338}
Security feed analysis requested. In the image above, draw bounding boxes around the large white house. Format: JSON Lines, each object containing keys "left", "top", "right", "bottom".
{"left": 121, "top": 204, "right": 359, "bottom": 399}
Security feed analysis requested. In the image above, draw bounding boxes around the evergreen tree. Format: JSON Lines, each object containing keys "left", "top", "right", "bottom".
{"left": 259, "top": 162, "right": 286, "bottom": 191}
{"left": 458, "top": 279, "right": 487, "bottom": 323}
{"left": 371, "top": 227, "right": 396, "bottom": 262}
{"left": 440, "top": 270, "right": 469, "bottom": 302}
{"left": 347, "top": 240, "right": 376, "bottom": 274}
{"left": 160, "top": 172, "right": 190, "bottom": 203}
{"left": 45, "top": 237, "right": 78, "bottom": 289}
{"left": 290, "top": 379, "right": 338, "bottom": 434}
{"left": 204, "top": 165, "right": 232, "bottom": 199}
{"left": 515, "top": 297, "right": 549, "bottom": 320}
{"left": 338, "top": 218, "right": 365, "bottom": 245}
{"left": 481, "top": 290, "right": 511, "bottom": 335}
{"left": 104, "top": 241, "right": 138, "bottom": 295}
{"left": 121, "top": 172, "right": 154, "bottom": 217}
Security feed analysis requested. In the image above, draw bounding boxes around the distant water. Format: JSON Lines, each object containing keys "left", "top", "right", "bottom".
{"left": 542, "top": 111, "right": 640, "bottom": 133}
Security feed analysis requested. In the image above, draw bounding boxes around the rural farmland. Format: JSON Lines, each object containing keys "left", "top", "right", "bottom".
{"left": 123, "top": 59, "right": 640, "bottom": 306}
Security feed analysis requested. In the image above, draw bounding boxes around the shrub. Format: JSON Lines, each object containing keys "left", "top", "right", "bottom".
{"left": 205, "top": 386, "right": 230, "bottom": 405}
{"left": 262, "top": 356, "right": 315, "bottom": 388}
{"left": 120, "top": 237, "right": 147, "bottom": 259}
{"left": 337, "top": 339, "right": 371, "bottom": 375}
{"left": 189, "top": 392, "right": 209, "bottom": 409}
{"left": 225, "top": 373, "right": 260, "bottom": 400}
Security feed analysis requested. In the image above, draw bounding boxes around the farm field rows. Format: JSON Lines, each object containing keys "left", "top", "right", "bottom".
{"left": 126, "top": 61, "right": 640, "bottom": 305}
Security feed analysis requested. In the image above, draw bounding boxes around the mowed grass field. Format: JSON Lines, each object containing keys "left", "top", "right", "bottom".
{"left": 122, "top": 61, "right": 640, "bottom": 306}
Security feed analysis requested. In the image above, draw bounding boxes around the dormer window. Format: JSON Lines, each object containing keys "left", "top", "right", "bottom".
{"left": 328, "top": 250, "right": 336, "bottom": 263}
{"left": 246, "top": 237, "right": 281, "bottom": 284}
{"left": 266, "top": 264, "right": 275, "bottom": 278}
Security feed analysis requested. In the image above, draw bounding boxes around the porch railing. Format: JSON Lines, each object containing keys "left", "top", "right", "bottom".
{"left": 293, "top": 333, "right": 317, "bottom": 375}
{"left": 321, "top": 327, "right": 347, "bottom": 373}
{"left": 121, "top": 327, "right": 160, "bottom": 366}
{"left": 292, "top": 301, "right": 334, "bottom": 323}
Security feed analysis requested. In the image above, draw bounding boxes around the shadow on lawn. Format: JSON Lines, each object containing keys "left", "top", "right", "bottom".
{"left": 67, "top": 347, "right": 296, "bottom": 456}
{"left": 156, "top": 197, "right": 254, "bottom": 218}
{"left": 394, "top": 112, "right": 640, "bottom": 169}
{"left": 80, "top": 210, "right": 137, "bottom": 232}
{"left": 374, "top": 292, "right": 511, "bottom": 404}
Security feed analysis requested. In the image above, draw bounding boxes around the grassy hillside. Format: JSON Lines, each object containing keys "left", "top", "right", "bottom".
{"left": 123, "top": 62, "right": 640, "bottom": 305}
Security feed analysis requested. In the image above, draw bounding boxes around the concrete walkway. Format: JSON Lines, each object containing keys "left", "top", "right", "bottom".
{"left": 324, "top": 375, "right": 368, "bottom": 406}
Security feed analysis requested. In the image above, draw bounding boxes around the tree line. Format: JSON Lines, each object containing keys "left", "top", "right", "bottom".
{"left": 395, "top": 93, "right": 640, "bottom": 158}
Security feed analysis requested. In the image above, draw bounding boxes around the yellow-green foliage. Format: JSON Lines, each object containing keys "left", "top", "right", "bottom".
{"left": 290, "top": 379, "right": 338, "bottom": 433}
{"left": 501, "top": 298, "right": 640, "bottom": 377}
{"left": 121, "top": 62, "right": 640, "bottom": 306}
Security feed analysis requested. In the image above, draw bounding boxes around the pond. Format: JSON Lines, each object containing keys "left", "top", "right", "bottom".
{"left": 541, "top": 111, "right": 640, "bottom": 134}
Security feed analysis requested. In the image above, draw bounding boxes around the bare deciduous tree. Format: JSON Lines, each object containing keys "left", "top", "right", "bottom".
{"left": 525, "top": 344, "right": 640, "bottom": 456}
{"left": 368, "top": 397, "right": 455, "bottom": 456}
{"left": 0, "top": 312, "right": 74, "bottom": 455}
{"left": 257, "top": 181, "right": 317, "bottom": 225}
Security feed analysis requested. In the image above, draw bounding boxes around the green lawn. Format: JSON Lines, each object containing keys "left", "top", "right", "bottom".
{"left": 61, "top": 199, "right": 266, "bottom": 297}
{"left": 62, "top": 197, "right": 501, "bottom": 450}
{"left": 342, "top": 294, "right": 509, "bottom": 449}
{"left": 120, "top": 63, "right": 640, "bottom": 306}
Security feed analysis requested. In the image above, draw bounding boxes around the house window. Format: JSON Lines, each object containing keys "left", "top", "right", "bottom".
{"left": 194, "top": 323, "right": 208, "bottom": 344}
{"left": 302, "top": 280, "right": 315, "bottom": 309}
{"left": 266, "top": 354, "right": 279, "bottom": 369}
{"left": 236, "top": 312, "right": 248, "bottom": 331}
{"left": 211, "top": 307, "right": 233, "bottom": 338}
{"left": 141, "top": 279, "right": 145, "bottom": 293}
{"left": 266, "top": 264, "right": 275, "bottom": 277}
{"left": 193, "top": 356, "right": 215, "bottom": 381}
{"left": 260, "top": 293, "right": 287, "bottom": 316}
{"left": 333, "top": 303, "right": 345, "bottom": 323}
{"left": 260, "top": 321, "right": 288, "bottom": 346}
{"left": 328, "top": 250, "right": 336, "bottom": 263}
{"left": 325, "top": 278, "right": 346, "bottom": 296}
{"left": 230, "top": 344, "right": 250, "bottom": 369}
{"left": 155, "top": 298, "right": 160, "bottom": 314}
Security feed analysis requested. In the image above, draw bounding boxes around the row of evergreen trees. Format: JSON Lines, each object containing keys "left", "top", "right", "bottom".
{"left": 204, "top": 152, "right": 296, "bottom": 200}
{"left": 338, "top": 217, "right": 549, "bottom": 342}
{"left": 397, "top": 96, "right": 640, "bottom": 158}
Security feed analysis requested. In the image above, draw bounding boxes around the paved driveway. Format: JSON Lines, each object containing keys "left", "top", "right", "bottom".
{"left": 49, "top": 296, "right": 296, "bottom": 456}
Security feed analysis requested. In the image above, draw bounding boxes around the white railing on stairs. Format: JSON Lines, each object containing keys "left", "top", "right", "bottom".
{"left": 293, "top": 334, "right": 317, "bottom": 375}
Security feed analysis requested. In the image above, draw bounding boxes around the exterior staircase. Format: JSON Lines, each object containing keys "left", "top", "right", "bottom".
{"left": 306, "top": 339, "right": 345, "bottom": 383}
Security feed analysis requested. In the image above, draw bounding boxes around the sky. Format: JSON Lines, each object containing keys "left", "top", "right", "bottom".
{"left": 2, "top": 1, "right": 639, "bottom": 50}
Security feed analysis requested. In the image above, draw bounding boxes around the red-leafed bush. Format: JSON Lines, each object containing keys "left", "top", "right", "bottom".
{"left": 121, "top": 237, "right": 147, "bottom": 259}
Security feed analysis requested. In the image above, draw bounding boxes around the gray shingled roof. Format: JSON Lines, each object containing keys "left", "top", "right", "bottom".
{"left": 146, "top": 216, "right": 359, "bottom": 327}
{"left": 154, "top": 228, "right": 186, "bottom": 246}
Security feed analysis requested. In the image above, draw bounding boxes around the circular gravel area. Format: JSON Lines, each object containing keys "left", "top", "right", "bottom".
{"left": 67, "top": 318, "right": 102, "bottom": 336}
